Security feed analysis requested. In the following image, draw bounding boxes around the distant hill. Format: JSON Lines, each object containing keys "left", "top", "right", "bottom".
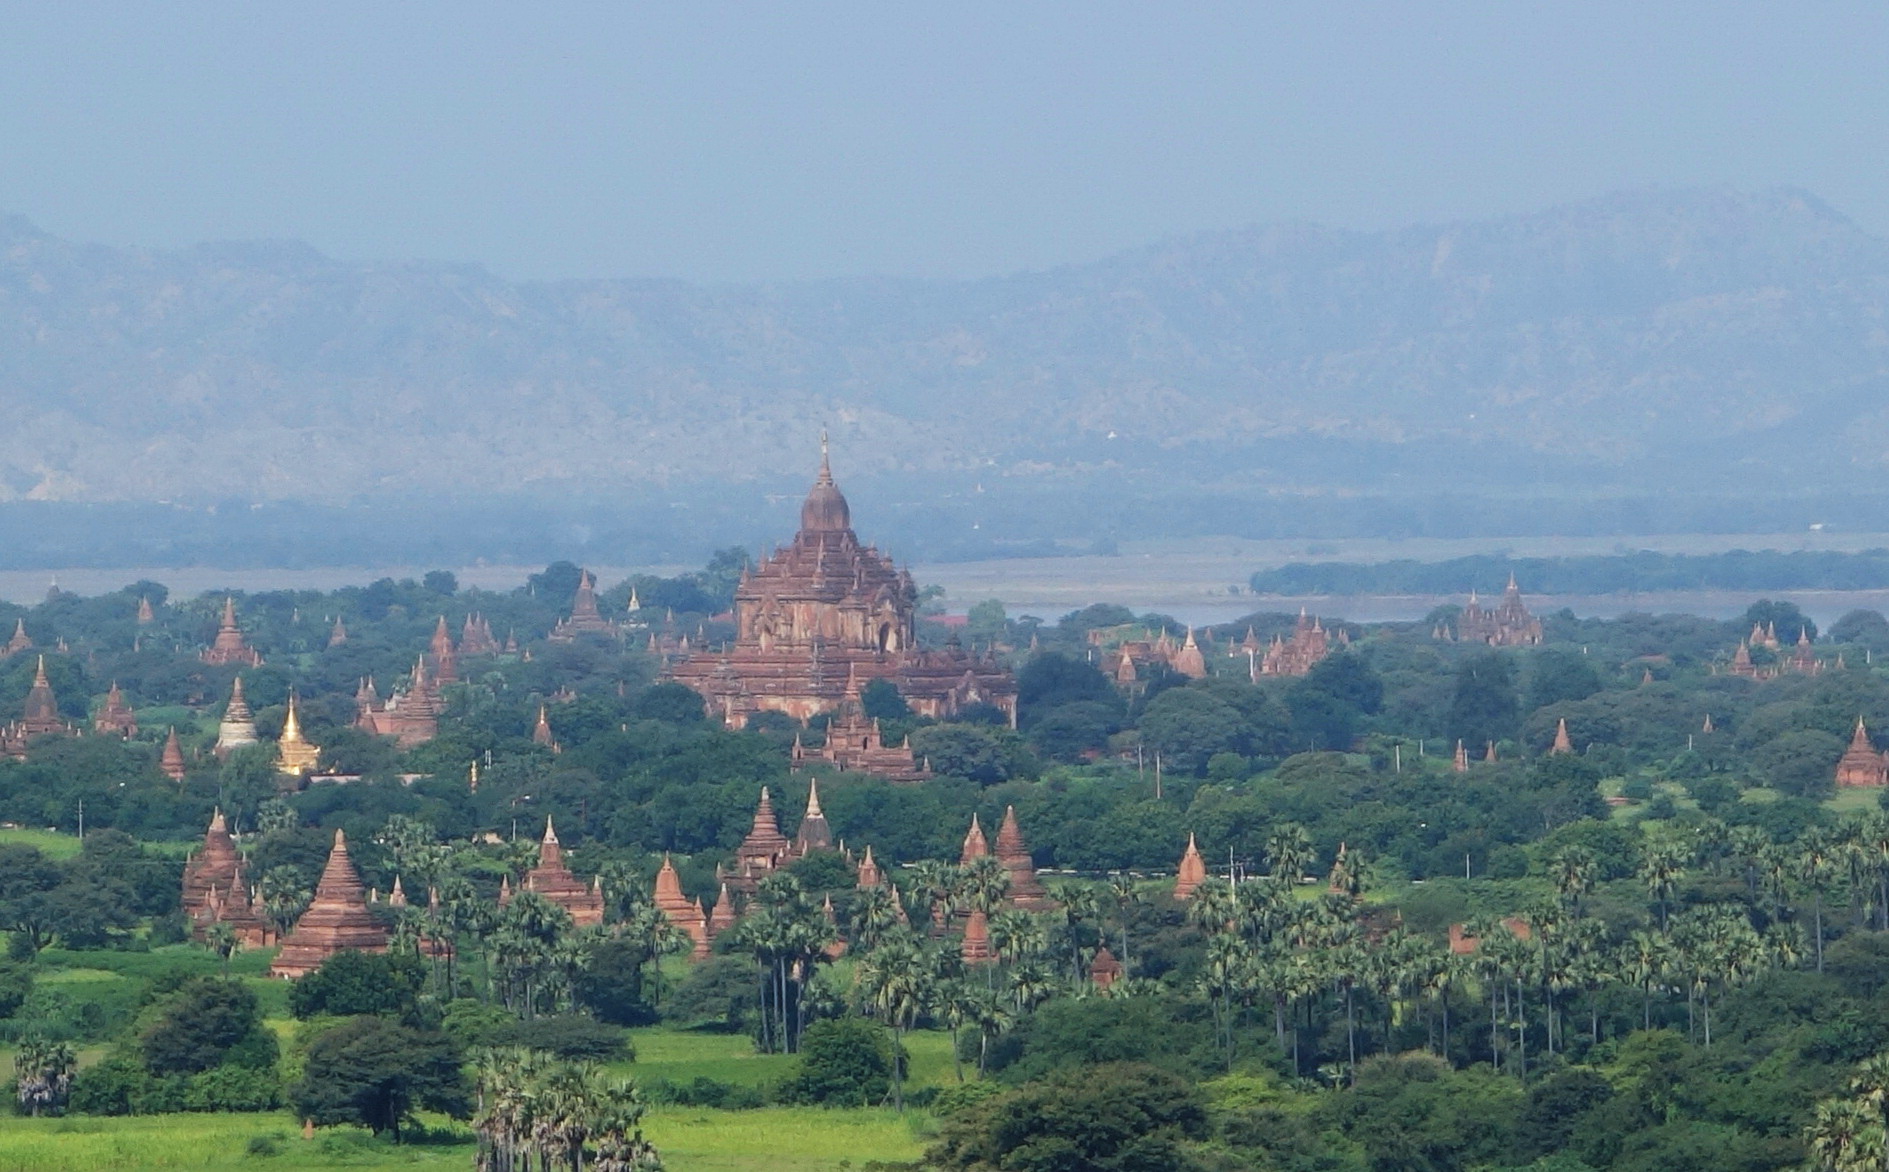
{"left": 3, "top": 186, "right": 1888, "bottom": 516}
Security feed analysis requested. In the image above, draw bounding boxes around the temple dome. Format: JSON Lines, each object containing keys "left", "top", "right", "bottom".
{"left": 799, "top": 442, "right": 851, "bottom": 534}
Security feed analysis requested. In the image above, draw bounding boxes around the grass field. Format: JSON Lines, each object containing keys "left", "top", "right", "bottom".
{"left": 0, "top": 1014, "right": 956, "bottom": 1170}
{"left": 0, "top": 826, "right": 80, "bottom": 859}
{"left": 0, "top": 1105, "right": 930, "bottom": 1171}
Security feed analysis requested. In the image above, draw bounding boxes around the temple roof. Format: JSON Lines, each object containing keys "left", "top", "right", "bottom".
{"left": 800, "top": 434, "right": 852, "bottom": 534}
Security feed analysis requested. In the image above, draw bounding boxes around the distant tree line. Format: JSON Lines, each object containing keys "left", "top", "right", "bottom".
{"left": 1250, "top": 549, "right": 1889, "bottom": 596}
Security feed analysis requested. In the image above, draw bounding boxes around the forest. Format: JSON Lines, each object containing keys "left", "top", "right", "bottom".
{"left": 4, "top": 560, "right": 1889, "bottom": 1170}
{"left": 1248, "top": 548, "right": 1889, "bottom": 596}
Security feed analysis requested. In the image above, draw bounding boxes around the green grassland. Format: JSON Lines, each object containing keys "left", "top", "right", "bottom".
{"left": 0, "top": 983, "right": 955, "bottom": 1171}
{"left": 0, "top": 826, "right": 80, "bottom": 859}
{"left": 0, "top": 1106, "right": 929, "bottom": 1172}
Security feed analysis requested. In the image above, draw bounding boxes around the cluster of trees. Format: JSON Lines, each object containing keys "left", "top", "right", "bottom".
{"left": 1248, "top": 548, "right": 1889, "bottom": 596}
{"left": 22, "top": 563, "right": 1889, "bottom": 1168}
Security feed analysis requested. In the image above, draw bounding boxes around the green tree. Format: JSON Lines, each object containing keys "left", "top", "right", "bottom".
{"left": 288, "top": 950, "right": 428, "bottom": 1021}
{"left": 140, "top": 978, "right": 273, "bottom": 1076}
{"left": 926, "top": 1062, "right": 1209, "bottom": 1172}
{"left": 292, "top": 1017, "right": 470, "bottom": 1141}
{"left": 783, "top": 1017, "right": 896, "bottom": 1106}
{"left": 13, "top": 1038, "right": 75, "bottom": 1118}
{"left": 1449, "top": 653, "right": 1520, "bottom": 750}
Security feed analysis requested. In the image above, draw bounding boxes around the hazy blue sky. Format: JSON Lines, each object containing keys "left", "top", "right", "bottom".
{"left": 1, "top": 3, "right": 1883, "bottom": 282}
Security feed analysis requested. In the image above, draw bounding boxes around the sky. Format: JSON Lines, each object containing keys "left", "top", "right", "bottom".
{"left": 1, "top": 2, "right": 1885, "bottom": 283}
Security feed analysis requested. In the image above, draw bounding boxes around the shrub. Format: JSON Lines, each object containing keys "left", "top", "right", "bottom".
{"left": 927, "top": 1062, "right": 1209, "bottom": 1172}
{"left": 782, "top": 1018, "right": 895, "bottom": 1107}
{"left": 140, "top": 978, "right": 268, "bottom": 1075}
{"left": 499, "top": 1014, "right": 630, "bottom": 1062}
{"left": 288, "top": 951, "right": 427, "bottom": 1021}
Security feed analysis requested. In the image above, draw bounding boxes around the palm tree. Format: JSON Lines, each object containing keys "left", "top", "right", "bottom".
{"left": 1807, "top": 1099, "right": 1882, "bottom": 1172}
{"left": 906, "top": 860, "right": 959, "bottom": 929}
{"left": 963, "top": 984, "right": 1014, "bottom": 1077}
{"left": 1620, "top": 929, "right": 1670, "bottom": 1032}
{"left": 1198, "top": 932, "right": 1247, "bottom": 1071}
{"left": 856, "top": 938, "right": 931, "bottom": 1112}
{"left": 1005, "top": 958, "right": 1058, "bottom": 1014}
{"left": 1549, "top": 844, "right": 1597, "bottom": 915}
{"left": 988, "top": 909, "right": 1045, "bottom": 968}
{"left": 938, "top": 980, "right": 976, "bottom": 1082}
{"left": 258, "top": 866, "right": 312, "bottom": 938}
{"left": 957, "top": 855, "right": 1011, "bottom": 915}
{"left": 850, "top": 885, "right": 903, "bottom": 952}
{"left": 204, "top": 921, "right": 238, "bottom": 970}
{"left": 13, "top": 1038, "right": 75, "bottom": 1117}
{"left": 1851, "top": 1053, "right": 1889, "bottom": 1154}
{"left": 1266, "top": 823, "right": 1314, "bottom": 886}
{"left": 1639, "top": 840, "right": 1687, "bottom": 932}
{"left": 1106, "top": 874, "right": 1140, "bottom": 965}
{"left": 1799, "top": 828, "right": 1840, "bottom": 972}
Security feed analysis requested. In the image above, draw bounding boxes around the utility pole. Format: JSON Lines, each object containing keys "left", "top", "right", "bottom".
{"left": 76, "top": 798, "right": 84, "bottom": 841}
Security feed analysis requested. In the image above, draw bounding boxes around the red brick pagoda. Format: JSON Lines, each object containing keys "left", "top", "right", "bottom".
{"left": 202, "top": 598, "right": 263, "bottom": 667}
{"left": 517, "top": 819, "right": 605, "bottom": 926}
{"left": 270, "top": 829, "right": 391, "bottom": 978}
{"left": 354, "top": 660, "right": 440, "bottom": 747}
{"left": 0, "top": 656, "right": 75, "bottom": 758}
{"left": 94, "top": 681, "right": 136, "bottom": 737}
{"left": 1835, "top": 718, "right": 1889, "bottom": 788}
{"left": 668, "top": 441, "right": 1016, "bottom": 759}
{"left": 182, "top": 810, "right": 271, "bottom": 947}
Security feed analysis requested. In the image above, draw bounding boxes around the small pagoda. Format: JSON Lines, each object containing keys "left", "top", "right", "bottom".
{"left": 518, "top": 819, "right": 605, "bottom": 926}
{"left": 215, "top": 676, "right": 259, "bottom": 758}
{"left": 994, "top": 806, "right": 1054, "bottom": 912}
{"left": 549, "top": 569, "right": 616, "bottom": 642}
{"left": 275, "top": 693, "right": 321, "bottom": 779}
{"left": 1174, "top": 833, "right": 1207, "bottom": 901}
{"left": 428, "top": 617, "right": 459, "bottom": 686}
{"left": 160, "top": 727, "right": 188, "bottom": 781}
{"left": 792, "top": 779, "right": 834, "bottom": 855}
{"left": 202, "top": 598, "right": 263, "bottom": 667}
{"left": 725, "top": 787, "right": 794, "bottom": 895}
{"left": 1836, "top": 719, "right": 1889, "bottom": 788}
{"left": 182, "top": 811, "right": 270, "bottom": 947}
{"left": 270, "top": 830, "right": 391, "bottom": 978}
{"left": 94, "top": 682, "right": 137, "bottom": 737}
{"left": 1, "top": 656, "right": 76, "bottom": 759}
{"left": 652, "top": 854, "right": 710, "bottom": 960}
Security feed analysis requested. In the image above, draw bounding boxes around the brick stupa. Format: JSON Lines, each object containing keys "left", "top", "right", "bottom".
{"left": 1174, "top": 832, "right": 1207, "bottom": 901}
{"left": 270, "top": 829, "right": 390, "bottom": 978}
{"left": 182, "top": 810, "right": 270, "bottom": 947}
{"left": 202, "top": 597, "right": 263, "bottom": 667}
{"left": 160, "top": 727, "right": 187, "bottom": 781}
{"left": 994, "top": 806, "right": 1054, "bottom": 911}
{"left": 429, "top": 617, "right": 459, "bottom": 686}
{"left": 1836, "top": 718, "right": 1889, "bottom": 788}
{"left": 95, "top": 681, "right": 136, "bottom": 737}
{"left": 856, "top": 845, "right": 883, "bottom": 888}
{"left": 521, "top": 819, "right": 605, "bottom": 926}
{"left": 727, "top": 787, "right": 793, "bottom": 894}
{"left": 961, "top": 907, "right": 993, "bottom": 964}
{"left": 653, "top": 854, "right": 710, "bottom": 960}
{"left": 1089, "top": 945, "right": 1123, "bottom": 990}
{"left": 959, "top": 814, "right": 989, "bottom": 864}
{"left": 792, "top": 778, "right": 834, "bottom": 855}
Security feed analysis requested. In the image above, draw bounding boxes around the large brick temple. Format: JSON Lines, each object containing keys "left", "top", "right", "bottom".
{"left": 669, "top": 442, "right": 1016, "bottom": 741}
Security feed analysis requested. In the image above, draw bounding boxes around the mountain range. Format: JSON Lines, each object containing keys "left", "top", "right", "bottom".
{"left": 3, "top": 186, "right": 1888, "bottom": 525}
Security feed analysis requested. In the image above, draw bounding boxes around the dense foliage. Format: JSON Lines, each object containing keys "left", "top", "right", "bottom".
{"left": 14, "top": 563, "right": 1889, "bottom": 1170}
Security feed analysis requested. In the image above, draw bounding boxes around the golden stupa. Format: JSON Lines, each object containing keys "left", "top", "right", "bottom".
{"left": 275, "top": 693, "right": 321, "bottom": 777}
